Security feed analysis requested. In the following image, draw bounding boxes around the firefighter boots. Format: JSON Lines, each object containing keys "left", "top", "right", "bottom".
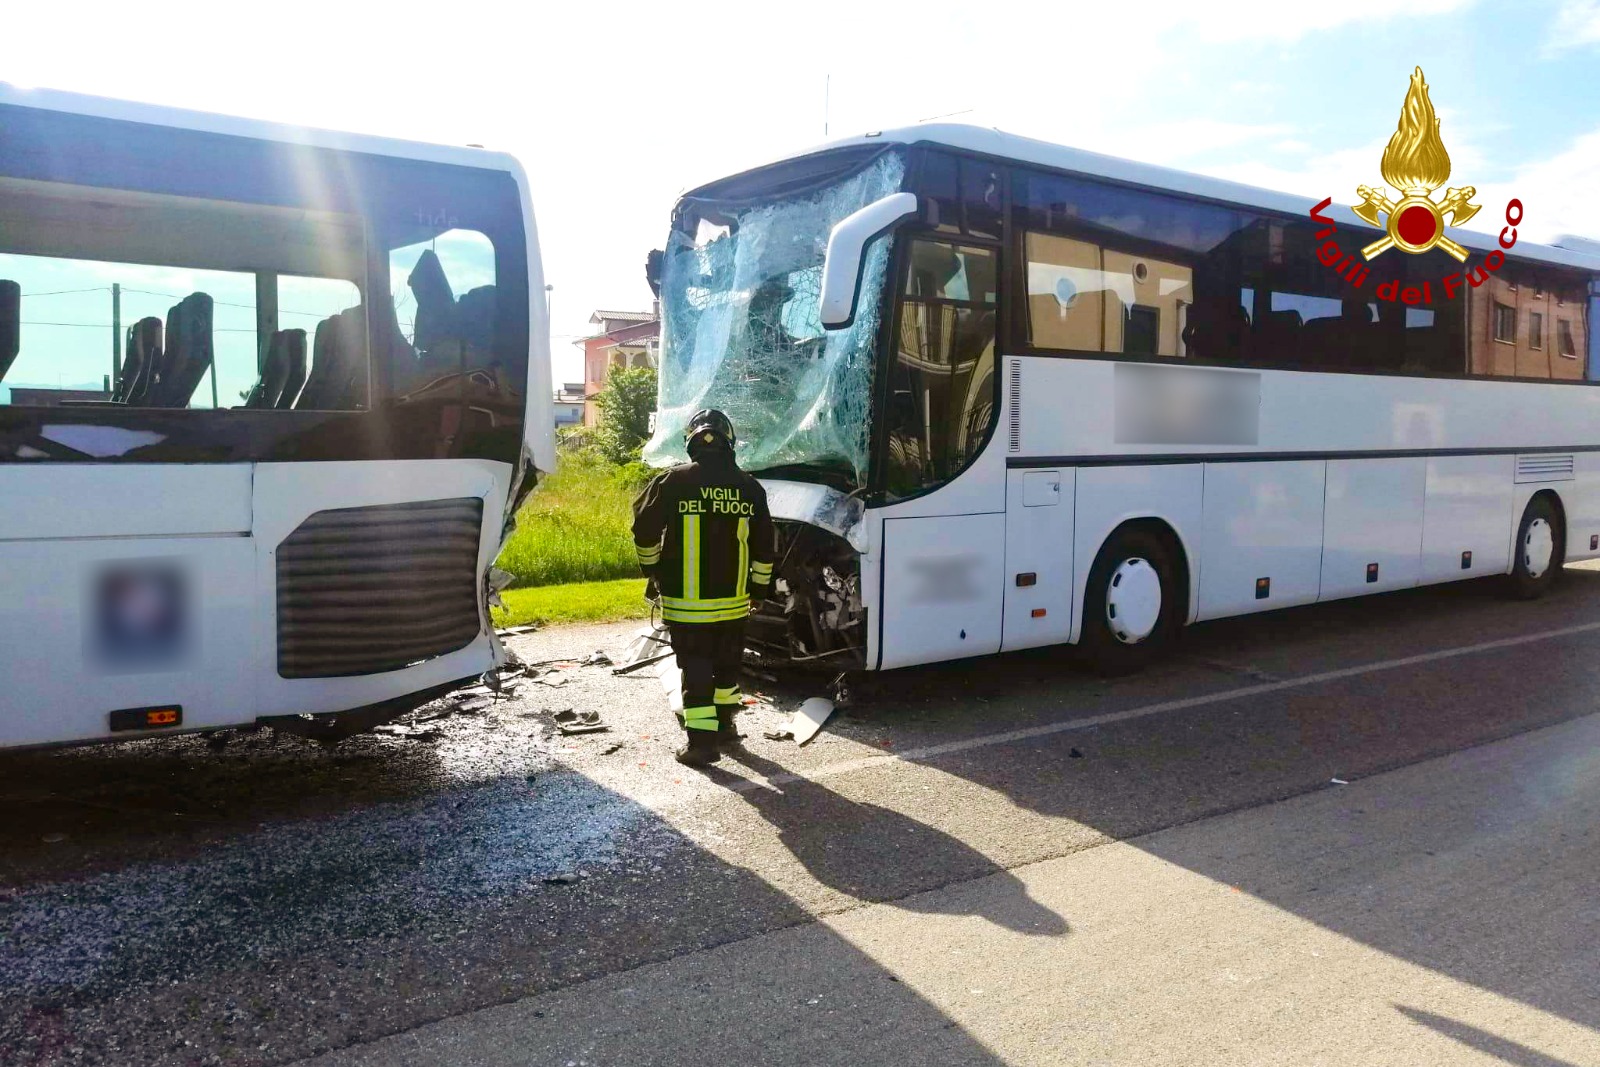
{"left": 675, "top": 729, "right": 722, "bottom": 767}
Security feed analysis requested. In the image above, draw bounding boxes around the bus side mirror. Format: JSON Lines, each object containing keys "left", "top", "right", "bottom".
{"left": 819, "top": 192, "right": 918, "bottom": 330}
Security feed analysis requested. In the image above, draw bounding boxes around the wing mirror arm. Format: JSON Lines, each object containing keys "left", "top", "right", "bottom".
{"left": 819, "top": 192, "right": 919, "bottom": 330}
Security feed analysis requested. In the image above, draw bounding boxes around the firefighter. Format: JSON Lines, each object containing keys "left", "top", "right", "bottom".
{"left": 632, "top": 409, "right": 775, "bottom": 767}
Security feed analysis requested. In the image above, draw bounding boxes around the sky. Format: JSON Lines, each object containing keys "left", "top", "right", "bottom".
{"left": 5, "top": 0, "right": 1600, "bottom": 390}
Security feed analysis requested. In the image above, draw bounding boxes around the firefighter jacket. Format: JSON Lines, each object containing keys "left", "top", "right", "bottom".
{"left": 632, "top": 451, "right": 776, "bottom": 624}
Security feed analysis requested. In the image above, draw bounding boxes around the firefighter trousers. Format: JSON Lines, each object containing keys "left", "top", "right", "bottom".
{"left": 668, "top": 619, "right": 746, "bottom": 732}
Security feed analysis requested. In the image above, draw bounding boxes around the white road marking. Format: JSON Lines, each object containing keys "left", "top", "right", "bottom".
{"left": 731, "top": 618, "right": 1600, "bottom": 793}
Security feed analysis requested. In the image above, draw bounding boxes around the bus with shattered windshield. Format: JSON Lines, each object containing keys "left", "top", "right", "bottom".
{"left": 645, "top": 125, "right": 1600, "bottom": 674}
{"left": 0, "top": 87, "right": 553, "bottom": 747}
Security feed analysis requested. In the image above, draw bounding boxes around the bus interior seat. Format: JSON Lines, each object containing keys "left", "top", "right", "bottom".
{"left": 0, "top": 280, "right": 19, "bottom": 383}
{"left": 409, "top": 249, "right": 458, "bottom": 355}
{"left": 298, "top": 307, "right": 365, "bottom": 410}
{"left": 245, "top": 328, "right": 305, "bottom": 409}
{"left": 115, "top": 317, "right": 164, "bottom": 404}
{"left": 275, "top": 328, "right": 308, "bottom": 409}
{"left": 151, "top": 293, "right": 214, "bottom": 407}
{"left": 457, "top": 284, "right": 498, "bottom": 365}
{"left": 1254, "top": 308, "right": 1301, "bottom": 358}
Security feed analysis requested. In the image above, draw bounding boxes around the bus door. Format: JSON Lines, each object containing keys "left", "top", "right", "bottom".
{"left": 874, "top": 236, "right": 1007, "bottom": 669}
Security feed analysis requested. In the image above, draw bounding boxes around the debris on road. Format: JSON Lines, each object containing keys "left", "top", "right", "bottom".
{"left": 612, "top": 649, "right": 675, "bottom": 676}
{"left": 582, "top": 650, "right": 614, "bottom": 667}
{"left": 495, "top": 624, "right": 541, "bottom": 636}
{"left": 542, "top": 874, "right": 579, "bottom": 886}
{"left": 763, "top": 731, "right": 795, "bottom": 742}
{"left": 791, "top": 697, "right": 836, "bottom": 746}
{"left": 535, "top": 674, "right": 569, "bottom": 688}
{"left": 600, "top": 741, "right": 625, "bottom": 755}
{"left": 1331, "top": 777, "right": 1350, "bottom": 785}
{"left": 620, "top": 624, "right": 671, "bottom": 667}
{"left": 552, "top": 709, "right": 607, "bottom": 736}
{"left": 1069, "top": 748, "right": 1084, "bottom": 759}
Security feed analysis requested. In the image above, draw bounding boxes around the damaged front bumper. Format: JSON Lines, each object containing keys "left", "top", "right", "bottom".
{"left": 748, "top": 479, "right": 868, "bottom": 669}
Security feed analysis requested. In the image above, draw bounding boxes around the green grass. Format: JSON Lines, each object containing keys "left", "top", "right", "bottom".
{"left": 495, "top": 452, "right": 652, "bottom": 588}
{"left": 491, "top": 579, "right": 651, "bottom": 628}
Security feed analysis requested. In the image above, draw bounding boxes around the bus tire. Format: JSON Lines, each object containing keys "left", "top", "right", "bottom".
{"left": 1080, "top": 526, "right": 1181, "bottom": 676}
{"left": 1508, "top": 494, "right": 1564, "bottom": 600}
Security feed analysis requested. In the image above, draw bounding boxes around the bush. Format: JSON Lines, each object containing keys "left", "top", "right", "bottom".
{"left": 593, "top": 365, "right": 657, "bottom": 464}
{"left": 495, "top": 450, "right": 649, "bottom": 587}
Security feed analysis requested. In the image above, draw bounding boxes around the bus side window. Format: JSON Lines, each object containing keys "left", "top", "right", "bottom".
{"left": 387, "top": 229, "right": 500, "bottom": 399}
{"left": 883, "top": 239, "right": 997, "bottom": 500}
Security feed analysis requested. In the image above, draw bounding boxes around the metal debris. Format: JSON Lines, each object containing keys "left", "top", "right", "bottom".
{"left": 582, "top": 650, "right": 614, "bottom": 667}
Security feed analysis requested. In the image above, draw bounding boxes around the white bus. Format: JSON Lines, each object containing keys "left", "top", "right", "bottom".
{"left": 0, "top": 87, "right": 554, "bottom": 747}
{"left": 644, "top": 125, "right": 1600, "bottom": 674}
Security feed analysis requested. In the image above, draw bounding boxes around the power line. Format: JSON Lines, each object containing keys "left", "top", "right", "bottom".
{"left": 20, "top": 286, "right": 111, "bottom": 298}
{"left": 22, "top": 320, "right": 260, "bottom": 332}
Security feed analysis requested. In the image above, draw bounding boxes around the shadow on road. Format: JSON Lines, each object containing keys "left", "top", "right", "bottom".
{"left": 723, "top": 749, "right": 1067, "bottom": 937}
{"left": 1394, "top": 1006, "right": 1588, "bottom": 1067}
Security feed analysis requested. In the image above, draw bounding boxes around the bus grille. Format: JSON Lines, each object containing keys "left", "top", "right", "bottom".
{"left": 1007, "top": 359, "right": 1023, "bottom": 453}
{"left": 276, "top": 497, "right": 485, "bottom": 678}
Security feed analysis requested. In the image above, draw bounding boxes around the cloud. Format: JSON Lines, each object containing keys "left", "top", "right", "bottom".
{"left": 1471, "top": 126, "right": 1600, "bottom": 244}
{"left": 1546, "top": 1, "right": 1600, "bottom": 53}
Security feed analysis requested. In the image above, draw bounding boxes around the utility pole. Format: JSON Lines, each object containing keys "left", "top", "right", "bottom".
{"left": 110, "top": 282, "right": 121, "bottom": 396}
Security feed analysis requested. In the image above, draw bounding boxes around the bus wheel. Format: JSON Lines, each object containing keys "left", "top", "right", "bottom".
{"left": 1508, "top": 494, "right": 1564, "bottom": 600}
{"left": 1080, "top": 526, "right": 1180, "bottom": 675}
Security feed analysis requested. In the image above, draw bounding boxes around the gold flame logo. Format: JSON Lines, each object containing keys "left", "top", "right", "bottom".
{"left": 1352, "top": 67, "right": 1480, "bottom": 262}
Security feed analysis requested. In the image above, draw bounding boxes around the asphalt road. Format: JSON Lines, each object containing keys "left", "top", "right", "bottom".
{"left": 4, "top": 567, "right": 1600, "bottom": 1065}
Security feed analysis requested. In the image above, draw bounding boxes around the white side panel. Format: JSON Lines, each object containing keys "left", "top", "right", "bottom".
{"left": 1071, "top": 465, "right": 1204, "bottom": 641}
{"left": 1001, "top": 469, "right": 1075, "bottom": 652}
{"left": 252, "top": 460, "right": 511, "bottom": 718}
{"left": 879, "top": 514, "right": 1005, "bottom": 670}
{"left": 0, "top": 465, "right": 251, "bottom": 540}
{"left": 1011, "top": 357, "right": 1600, "bottom": 461}
{"left": 0, "top": 536, "right": 255, "bottom": 746}
{"left": 1198, "top": 461, "right": 1326, "bottom": 620}
{"left": 1564, "top": 452, "right": 1600, "bottom": 562}
{"left": 1421, "top": 456, "right": 1514, "bottom": 583}
{"left": 1319, "top": 458, "right": 1426, "bottom": 600}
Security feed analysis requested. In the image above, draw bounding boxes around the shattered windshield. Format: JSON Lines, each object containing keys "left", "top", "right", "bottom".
{"left": 644, "top": 149, "right": 906, "bottom": 485}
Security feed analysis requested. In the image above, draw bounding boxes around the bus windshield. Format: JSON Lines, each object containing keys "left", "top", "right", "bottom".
{"left": 644, "top": 148, "right": 905, "bottom": 486}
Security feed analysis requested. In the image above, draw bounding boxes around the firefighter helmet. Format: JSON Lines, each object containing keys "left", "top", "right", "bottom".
{"left": 685, "top": 408, "right": 736, "bottom": 453}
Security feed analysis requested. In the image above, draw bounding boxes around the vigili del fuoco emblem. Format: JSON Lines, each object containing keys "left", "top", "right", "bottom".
{"left": 1352, "top": 66, "right": 1480, "bottom": 262}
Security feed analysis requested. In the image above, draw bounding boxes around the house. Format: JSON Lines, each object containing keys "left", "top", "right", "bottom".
{"left": 554, "top": 382, "right": 585, "bottom": 427}
{"left": 576, "top": 307, "right": 659, "bottom": 426}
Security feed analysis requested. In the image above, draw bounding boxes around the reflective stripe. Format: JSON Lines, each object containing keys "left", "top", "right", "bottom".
{"left": 683, "top": 514, "right": 700, "bottom": 600}
{"left": 750, "top": 560, "right": 773, "bottom": 578}
{"left": 713, "top": 686, "right": 741, "bottom": 704}
{"left": 735, "top": 517, "right": 749, "bottom": 598}
{"left": 662, "top": 604, "right": 749, "bottom": 624}
{"left": 636, "top": 543, "right": 661, "bottom": 564}
{"left": 683, "top": 705, "right": 718, "bottom": 731}
{"left": 661, "top": 594, "right": 749, "bottom": 611}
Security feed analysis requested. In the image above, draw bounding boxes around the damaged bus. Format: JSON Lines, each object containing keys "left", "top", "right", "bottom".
{"left": 0, "top": 87, "right": 553, "bottom": 747}
{"left": 645, "top": 126, "right": 1600, "bottom": 674}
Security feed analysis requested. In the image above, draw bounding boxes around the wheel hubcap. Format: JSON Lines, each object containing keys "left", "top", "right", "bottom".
{"left": 1106, "top": 558, "right": 1162, "bottom": 644}
{"left": 1524, "top": 517, "right": 1554, "bottom": 579}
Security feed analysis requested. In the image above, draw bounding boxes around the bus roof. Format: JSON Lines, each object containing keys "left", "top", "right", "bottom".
{"left": 0, "top": 83, "right": 523, "bottom": 176}
{"left": 713, "top": 123, "right": 1600, "bottom": 275}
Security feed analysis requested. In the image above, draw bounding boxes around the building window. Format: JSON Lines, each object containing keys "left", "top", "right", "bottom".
{"left": 1529, "top": 311, "right": 1544, "bottom": 351}
{"left": 1493, "top": 303, "right": 1516, "bottom": 344}
{"left": 1558, "top": 318, "right": 1578, "bottom": 358}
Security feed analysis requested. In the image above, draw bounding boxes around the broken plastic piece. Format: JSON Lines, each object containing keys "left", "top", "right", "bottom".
{"left": 763, "top": 730, "right": 794, "bottom": 742}
{"left": 790, "top": 697, "right": 836, "bottom": 746}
